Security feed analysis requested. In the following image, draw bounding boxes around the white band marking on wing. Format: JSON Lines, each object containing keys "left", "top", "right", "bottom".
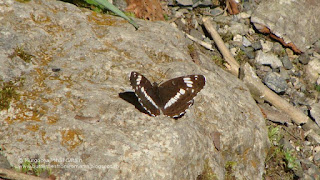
{"left": 164, "top": 88, "right": 185, "bottom": 109}
{"left": 140, "top": 86, "right": 159, "bottom": 109}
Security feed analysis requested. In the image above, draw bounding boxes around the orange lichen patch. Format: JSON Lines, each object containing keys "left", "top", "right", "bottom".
{"left": 4, "top": 117, "right": 13, "bottom": 124}
{"left": 61, "top": 129, "right": 83, "bottom": 151}
{"left": 239, "top": 148, "right": 251, "bottom": 162}
{"left": 30, "top": 12, "right": 51, "bottom": 24}
{"left": 41, "top": 130, "right": 48, "bottom": 144}
{"left": 34, "top": 49, "right": 54, "bottom": 67}
{"left": 34, "top": 68, "right": 49, "bottom": 89}
{"left": 47, "top": 115, "right": 59, "bottom": 124}
{"left": 250, "top": 159, "right": 257, "bottom": 168}
{"left": 4, "top": 100, "right": 42, "bottom": 124}
{"left": 26, "top": 124, "right": 39, "bottom": 132}
{"left": 87, "top": 11, "right": 121, "bottom": 26}
{"left": 253, "top": 23, "right": 302, "bottom": 54}
{"left": 126, "top": 0, "right": 164, "bottom": 21}
{"left": 51, "top": 97, "right": 63, "bottom": 107}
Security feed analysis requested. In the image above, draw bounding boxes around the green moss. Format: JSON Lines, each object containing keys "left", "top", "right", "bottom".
{"left": 16, "top": 158, "right": 51, "bottom": 177}
{"left": 197, "top": 159, "right": 218, "bottom": 180}
{"left": 220, "top": 31, "right": 233, "bottom": 43}
{"left": 315, "top": 84, "right": 320, "bottom": 92}
{"left": 268, "top": 126, "right": 282, "bottom": 143}
{"left": 212, "top": 55, "right": 225, "bottom": 67}
{"left": 163, "top": 14, "right": 169, "bottom": 21}
{"left": 11, "top": 46, "right": 33, "bottom": 63}
{"left": 264, "top": 125, "right": 299, "bottom": 179}
{"left": 234, "top": 49, "right": 247, "bottom": 64}
{"left": 284, "top": 149, "right": 298, "bottom": 170}
{"left": 0, "top": 80, "right": 20, "bottom": 111}
{"left": 225, "top": 161, "right": 236, "bottom": 180}
{"left": 188, "top": 44, "right": 195, "bottom": 53}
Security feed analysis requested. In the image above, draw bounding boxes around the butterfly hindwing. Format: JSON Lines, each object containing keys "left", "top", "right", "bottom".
{"left": 158, "top": 75, "right": 205, "bottom": 117}
{"left": 130, "top": 72, "right": 161, "bottom": 116}
{"left": 129, "top": 72, "right": 205, "bottom": 118}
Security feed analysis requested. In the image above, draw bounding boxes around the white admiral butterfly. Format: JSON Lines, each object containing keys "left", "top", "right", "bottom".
{"left": 130, "top": 71, "right": 205, "bottom": 118}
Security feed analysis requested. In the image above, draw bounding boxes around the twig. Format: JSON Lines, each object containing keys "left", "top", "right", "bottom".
{"left": 202, "top": 17, "right": 240, "bottom": 76}
{"left": 241, "top": 63, "right": 308, "bottom": 124}
{"left": 202, "top": 16, "right": 309, "bottom": 125}
{"left": 184, "top": 32, "right": 215, "bottom": 51}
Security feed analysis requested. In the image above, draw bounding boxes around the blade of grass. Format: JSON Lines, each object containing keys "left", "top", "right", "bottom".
{"left": 88, "top": 0, "right": 139, "bottom": 29}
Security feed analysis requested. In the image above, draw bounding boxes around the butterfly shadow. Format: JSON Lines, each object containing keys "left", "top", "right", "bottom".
{"left": 119, "top": 91, "right": 151, "bottom": 116}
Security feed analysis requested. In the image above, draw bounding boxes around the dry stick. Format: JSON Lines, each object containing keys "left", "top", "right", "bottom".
{"left": 202, "top": 17, "right": 240, "bottom": 76}
{"left": 241, "top": 63, "right": 308, "bottom": 124}
{"left": 0, "top": 168, "right": 46, "bottom": 180}
{"left": 202, "top": 17, "right": 309, "bottom": 125}
{"left": 185, "top": 33, "right": 215, "bottom": 51}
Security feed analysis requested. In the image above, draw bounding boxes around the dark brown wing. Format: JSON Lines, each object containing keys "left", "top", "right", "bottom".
{"left": 130, "top": 72, "right": 161, "bottom": 116}
{"left": 158, "top": 75, "right": 205, "bottom": 118}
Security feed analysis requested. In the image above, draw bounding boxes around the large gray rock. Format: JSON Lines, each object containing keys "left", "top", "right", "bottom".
{"left": 0, "top": 0, "right": 269, "bottom": 179}
{"left": 251, "top": 0, "right": 320, "bottom": 53}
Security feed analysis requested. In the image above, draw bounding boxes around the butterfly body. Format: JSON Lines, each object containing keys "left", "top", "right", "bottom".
{"left": 130, "top": 71, "right": 205, "bottom": 118}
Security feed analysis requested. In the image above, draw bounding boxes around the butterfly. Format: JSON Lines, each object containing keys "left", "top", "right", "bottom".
{"left": 130, "top": 71, "right": 205, "bottom": 118}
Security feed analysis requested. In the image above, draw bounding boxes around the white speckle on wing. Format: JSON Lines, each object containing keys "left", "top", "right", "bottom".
{"left": 184, "top": 77, "right": 193, "bottom": 88}
{"left": 136, "top": 75, "right": 142, "bottom": 85}
{"left": 179, "top": 89, "right": 186, "bottom": 95}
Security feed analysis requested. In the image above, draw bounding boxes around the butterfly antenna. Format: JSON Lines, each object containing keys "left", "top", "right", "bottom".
{"left": 163, "top": 68, "right": 172, "bottom": 77}
{"left": 157, "top": 68, "right": 172, "bottom": 84}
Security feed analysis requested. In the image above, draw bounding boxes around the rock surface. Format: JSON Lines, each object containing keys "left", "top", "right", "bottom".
{"left": 255, "top": 50, "right": 283, "bottom": 69}
{"left": 251, "top": 0, "right": 320, "bottom": 53}
{"left": 263, "top": 72, "right": 288, "bottom": 94}
{"left": 0, "top": 0, "right": 269, "bottom": 179}
{"left": 311, "top": 103, "right": 320, "bottom": 127}
{"left": 305, "top": 57, "right": 320, "bottom": 84}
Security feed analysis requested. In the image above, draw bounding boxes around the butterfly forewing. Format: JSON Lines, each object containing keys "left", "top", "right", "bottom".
{"left": 130, "top": 72, "right": 161, "bottom": 116}
{"left": 158, "top": 75, "right": 205, "bottom": 117}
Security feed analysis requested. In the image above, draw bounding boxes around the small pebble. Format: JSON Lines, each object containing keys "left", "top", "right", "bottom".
{"left": 252, "top": 41, "right": 262, "bottom": 50}
{"left": 272, "top": 42, "right": 284, "bottom": 55}
{"left": 260, "top": 40, "right": 273, "bottom": 52}
{"left": 281, "top": 56, "right": 293, "bottom": 70}
{"left": 299, "top": 53, "right": 310, "bottom": 65}
{"left": 242, "top": 36, "right": 252, "bottom": 47}
{"left": 264, "top": 72, "right": 288, "bottom": 94}
{"left": 210, "top": 8, "right": 223, "bottom": 16}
